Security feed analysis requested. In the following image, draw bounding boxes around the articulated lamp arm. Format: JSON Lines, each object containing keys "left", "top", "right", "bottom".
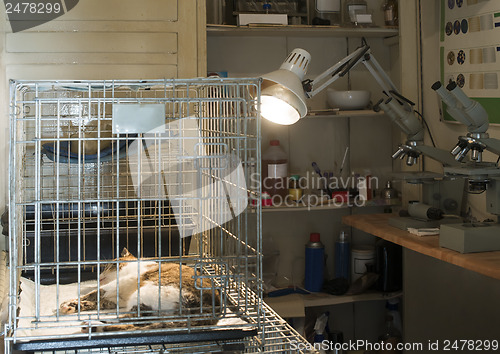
{"left": 303, "top": 43, "right": 460, "bottom": 167}
{"left": 259, "top": 40, "right": 463, "bottom": 167}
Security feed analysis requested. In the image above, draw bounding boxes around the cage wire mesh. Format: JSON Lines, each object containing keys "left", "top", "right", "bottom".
{"left": 2, "top": 78, "right": 306, "bottom": 352}
{"left": 26, "top": 302, "right": 309, "bottom": 353}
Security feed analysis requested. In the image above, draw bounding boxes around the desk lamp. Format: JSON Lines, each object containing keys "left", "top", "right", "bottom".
{"left": 260, "top": 39, "right": 460, "bottom": 167}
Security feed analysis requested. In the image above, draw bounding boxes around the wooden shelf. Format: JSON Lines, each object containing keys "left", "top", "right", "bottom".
{"left": 264, "top": 290, "right": 402, "bottom": 314}
{"left": 302, "top": 290, "right": 402, "bottom": 307}
{"left": 342, "top": 213, "right": 500, "bottom": 281}
{"left": 207, "top": 24, "right": 399, "bottom": 38}
{"left": 303, "top": 109, "right": 385, "bottom": 119}
{"left": 260, "top": 198, "right": 398, "bottom": 213}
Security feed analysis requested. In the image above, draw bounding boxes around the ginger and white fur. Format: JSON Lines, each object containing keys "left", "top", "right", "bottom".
{"left": 59, "top": 248, "right": 219, "bottom": 332}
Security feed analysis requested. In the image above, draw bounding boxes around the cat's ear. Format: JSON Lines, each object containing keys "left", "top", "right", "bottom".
{"left": 121, "top": 248, "right": 131, "bottom": 257}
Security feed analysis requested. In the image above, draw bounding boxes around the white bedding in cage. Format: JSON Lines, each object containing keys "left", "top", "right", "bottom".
{"left": 15, "top": 277, "right": 246, "bottom": 338}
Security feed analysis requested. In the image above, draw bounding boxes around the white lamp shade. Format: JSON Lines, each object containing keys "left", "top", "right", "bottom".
{"left": 261, "top": 69, "right": 308, "bottom": 125}
{"left": 260, "top": 48, "right": 310, "bottom": 125}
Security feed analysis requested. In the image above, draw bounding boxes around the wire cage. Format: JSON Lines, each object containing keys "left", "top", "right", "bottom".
{"left": 4, "top": 78, "right": 272, "bottom": 352}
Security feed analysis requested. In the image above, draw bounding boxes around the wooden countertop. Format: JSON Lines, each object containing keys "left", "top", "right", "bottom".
{"left": 342, "top": 213, "right": 500, "bottom": 281}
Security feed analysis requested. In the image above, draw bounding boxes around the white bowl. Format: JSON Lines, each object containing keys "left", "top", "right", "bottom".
{"left": 326, "top": 89, "right": 371, "bottom": 110}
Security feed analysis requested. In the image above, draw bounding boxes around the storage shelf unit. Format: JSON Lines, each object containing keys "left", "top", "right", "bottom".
{"left": 207, "top": 19, "right": 401, "bottom": 342}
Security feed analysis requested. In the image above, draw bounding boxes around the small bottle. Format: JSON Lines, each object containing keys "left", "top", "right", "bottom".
{"left": 313, "top": 313, "right": 329, "bottom": 354}
{"left": 288, "top": 174, "right": 303, "bottom": 202}
{"left": 334, "top": 230, "right": 350, "bottom": 281}
{"left": 382, "top": 180, "right": 398, "bottom": 201}
{"left": 383, "top": 0, "right": 398, "bottom": 26}
{"left": 305, "top": 233, "right": 325, "bottom": 292}
{"left": 378, "top": 315, "right": 402, "bottom": 353}
{"left": 262, "top": 140, "right": 288, "bottom": 200}
{"left": 386, "top": 298, "right": 403, "bottom": 335}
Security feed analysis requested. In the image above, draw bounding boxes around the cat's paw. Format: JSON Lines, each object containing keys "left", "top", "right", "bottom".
{"left": 60, "top": 300, "right": 94, "bottom": 314}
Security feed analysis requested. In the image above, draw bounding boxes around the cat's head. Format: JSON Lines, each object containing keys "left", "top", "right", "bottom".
{"left": 120, "top": 247, "right": 137, "bottom": 260}
{"left": 99, "top": 248, "right": 137, "bottom": 284}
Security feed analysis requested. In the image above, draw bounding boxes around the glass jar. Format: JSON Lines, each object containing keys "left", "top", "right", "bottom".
{"left": 383, "top": 0, "right": 398, "bottom": 26}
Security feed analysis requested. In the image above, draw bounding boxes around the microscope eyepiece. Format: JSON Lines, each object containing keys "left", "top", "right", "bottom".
{"left": 431, "top": 81, "right": 442, "bottom": 91}
{"left": 446, "top": 81, "right": 457, "bottom": 91}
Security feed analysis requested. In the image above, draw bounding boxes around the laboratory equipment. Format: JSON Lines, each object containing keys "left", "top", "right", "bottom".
{"left": 260, "top": 39, "right": 462, "bottom": 167}
{"left": 334, "top": 230, "right": 350, "bottom": 280}
{"left": 378, "top": 315, "right": 402, "bottom": 350}
{"left": 262, "top": 139, "right": 289, "bottom": 199}
{"left": 433, "top": 81, "right": 500, "bottom": 253}
{"left": 326, "top": 88, "right": 371, "bottom": 110}
{"left": 305, "top": 232, "right": 325, "bottom": 292}
{"left": 288, "top": 174, "right": 303, "bottom": 201}
{"left": 351, "top": 245, "right": 375, "bottom": 283}
{"left": 383, "top": 0, "right": 398, "bottom": 26}
{"left": 313, "top": 312, "right": 329, "bottom": 354}
{"left": 389, "top": 201, "right": 462, "bottom": 230}
{"left": 382, "top": 180, "right": 398, "bottom": 201}
{"left": 375, "top": 239, "right": 402, "bottom": 292}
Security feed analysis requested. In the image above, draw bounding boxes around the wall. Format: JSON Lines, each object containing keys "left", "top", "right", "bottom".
{"left": 0, "top": 0, "right": 206, "bottom": 212}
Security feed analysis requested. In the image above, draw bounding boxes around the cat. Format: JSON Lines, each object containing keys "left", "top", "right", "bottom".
{"left": 59, "top": 248, "right": 220, "bottom": 332}
{"left": 68, "top": 119, "right": 113, "bottom": 156}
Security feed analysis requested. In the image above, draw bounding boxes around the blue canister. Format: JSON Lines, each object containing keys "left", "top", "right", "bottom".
{"left": 305, "top": 233, "right": 325, "bottom": 292}
{"left": 335, "top": 230, "right": 350, "bottom": 280}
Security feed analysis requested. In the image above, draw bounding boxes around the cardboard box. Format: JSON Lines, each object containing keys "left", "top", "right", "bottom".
{"left": 238, "top": 13, "right": 288, "bottom": 26}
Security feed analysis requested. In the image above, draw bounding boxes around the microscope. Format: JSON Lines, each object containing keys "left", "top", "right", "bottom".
{"left": 433, "top": 80, "right": 500, "bottom": 253}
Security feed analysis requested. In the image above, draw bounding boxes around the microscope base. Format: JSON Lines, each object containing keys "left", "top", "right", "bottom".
{"left": 440, "top": 223, "right": 500, "bottom": 253}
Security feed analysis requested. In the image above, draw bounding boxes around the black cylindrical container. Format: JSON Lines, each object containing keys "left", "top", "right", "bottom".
{"left": 375, "top": 239, "right": 402, "bottom": 292}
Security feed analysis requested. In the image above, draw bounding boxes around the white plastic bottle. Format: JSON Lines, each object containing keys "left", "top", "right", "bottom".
{"left": 386, "top": 298, "right": 403, "bottom": 334}
{"left": 262, "top": 140, "right": 288, "bottom": 199}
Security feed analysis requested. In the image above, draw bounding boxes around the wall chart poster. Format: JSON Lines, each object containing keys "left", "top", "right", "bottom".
{"left": 440, "top": 0, "right": 500, "bottom": 123}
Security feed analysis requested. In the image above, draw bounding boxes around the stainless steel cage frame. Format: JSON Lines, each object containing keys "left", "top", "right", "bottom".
{"left": 5, "top": 78, "right": 312, "bottom": 353}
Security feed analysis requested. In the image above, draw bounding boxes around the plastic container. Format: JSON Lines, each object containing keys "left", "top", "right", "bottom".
{"left": 313, "top": 312, "right": 329, "bottom": 354}
{"left": 288, "top": 174, "right": 302, "bottom": 202}
{"left": 378, "top": 314, "right": 402, "bottom": 350}
{"left": 386, "top": 298, "right": 403, "bottom": 334}
{"left": 351, "top": 245, "right": 375, "bottom": 283}
{"left": 262, "top": 140, "right": 288, "bottom": 199}
{"left": 305, "top": 233, "right": 325, "bottom": 292}
{"left": 313, "top": 0, "right": 341, "bottom": 26}
{"left": 376, "top": 239, "right": 402, "bottom": 292}
{"left": 342, "top": 0, "right": 368, "bottom": 25}
{"left": 334, "top": 231, "right": 350, "bottom": 280}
